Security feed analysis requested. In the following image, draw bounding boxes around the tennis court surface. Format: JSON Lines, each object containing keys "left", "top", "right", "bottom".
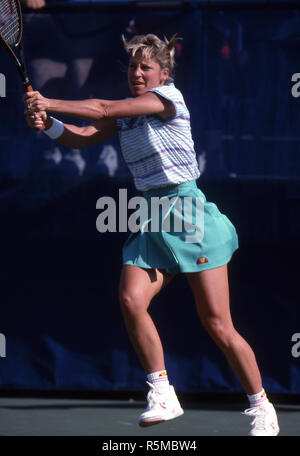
{"left": 0, "top": 395, "right": 299, "bottom": 436}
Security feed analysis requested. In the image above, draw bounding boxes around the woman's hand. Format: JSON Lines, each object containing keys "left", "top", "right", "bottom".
{"left": 23, "top": 91, "right": 50, "bottom": 113}
{"left": 25, "top": 110, "right": 49, "bottom": 131}
{"left": 21, "top": 0, "right": 46, "bottom": 11}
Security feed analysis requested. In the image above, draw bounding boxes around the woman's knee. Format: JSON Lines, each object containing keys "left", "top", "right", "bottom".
{"left": 119, "top": 288, "right": 149, "bottom": 316}
{"left": 202, "top": 316, "right": 236, "bottom": 350}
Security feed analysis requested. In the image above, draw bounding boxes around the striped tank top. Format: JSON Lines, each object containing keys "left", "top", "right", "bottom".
{"left": 116, "top": 83, "right": 200, "bottom": 191}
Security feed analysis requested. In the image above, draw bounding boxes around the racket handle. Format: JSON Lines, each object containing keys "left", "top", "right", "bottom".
{"left": 24, "top": 84, "right": 46, "bottom": 131}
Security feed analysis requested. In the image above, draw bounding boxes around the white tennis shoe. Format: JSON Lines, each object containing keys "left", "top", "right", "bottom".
{"left": 243, "top": 401, "right": 280, "bottom": 436}
{"left": 139, "top": 381, "right": 184, "bottom": 427}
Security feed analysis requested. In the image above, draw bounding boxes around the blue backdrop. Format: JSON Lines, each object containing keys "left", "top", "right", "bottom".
{"left": 0, "top": 3, "right": 299, "bottom": 394}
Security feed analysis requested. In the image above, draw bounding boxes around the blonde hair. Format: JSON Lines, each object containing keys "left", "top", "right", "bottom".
{"left": 122, "top": 33, "right": 181, "bottom": 84}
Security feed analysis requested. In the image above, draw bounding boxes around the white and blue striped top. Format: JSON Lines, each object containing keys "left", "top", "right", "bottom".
{"left": 116, "top": 83, "right": 200, "bottom": 191}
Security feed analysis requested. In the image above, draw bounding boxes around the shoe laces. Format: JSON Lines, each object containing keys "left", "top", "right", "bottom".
{"left": 146, "top": 381, "right": 168, "bottom": 407}
{"left": 243, "top": 406, "right": 267, "bottom": 430}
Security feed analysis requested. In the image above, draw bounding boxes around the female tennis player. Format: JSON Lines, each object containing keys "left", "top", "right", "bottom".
{"left": 24, "top": 33, "right": 279, "bottom": 436}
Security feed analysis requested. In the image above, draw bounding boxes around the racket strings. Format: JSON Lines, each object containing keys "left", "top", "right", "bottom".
{"left": 0, "top": 0, "right": 20, "bottom": 47}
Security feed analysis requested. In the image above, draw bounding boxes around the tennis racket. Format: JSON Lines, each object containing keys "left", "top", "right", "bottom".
{"left": 0, "top": 0, "right": 45, "bottom": 128}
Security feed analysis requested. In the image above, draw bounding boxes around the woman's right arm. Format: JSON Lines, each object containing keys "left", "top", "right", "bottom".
{"left": 26, "top": 112, "right": 118, "bottom": 148}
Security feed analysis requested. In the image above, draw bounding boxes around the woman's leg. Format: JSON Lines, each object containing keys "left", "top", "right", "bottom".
{"left": 186, "top": 264, "right": 262, "bottom": 394}
{"left": 120, "top": 265, "right": 183, "bottom": 427}
{"left": 119, "top": 265, "right": 173, "bottom": 374}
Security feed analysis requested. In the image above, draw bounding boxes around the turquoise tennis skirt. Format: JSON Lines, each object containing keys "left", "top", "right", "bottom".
{"left": 122, "top": 180, "right": 238, "bottom": 274}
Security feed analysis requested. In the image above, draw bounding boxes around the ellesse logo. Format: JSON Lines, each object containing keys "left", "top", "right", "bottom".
{"left": 159, "top": 371, "right": 167, "bottom": 377}
{"left": 197, "top": 257, "right": 208, "bottom": 264}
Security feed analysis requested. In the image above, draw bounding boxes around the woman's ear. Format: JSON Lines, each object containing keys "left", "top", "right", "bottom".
{"left": 160, "top": 67, "right": 170, "bottom": 84}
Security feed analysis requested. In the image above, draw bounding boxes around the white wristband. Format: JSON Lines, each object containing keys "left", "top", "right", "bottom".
{"left": 43, "top": 116, "right": 64, "bottom": 139}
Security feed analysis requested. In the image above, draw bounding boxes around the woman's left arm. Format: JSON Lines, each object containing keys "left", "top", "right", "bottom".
{"left": 23, "top": 91, "right": 175, "bottom": 121}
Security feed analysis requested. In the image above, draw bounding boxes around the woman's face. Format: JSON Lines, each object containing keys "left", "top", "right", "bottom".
{"left": 128, "top": 51, "right": 169, "bottom": 97}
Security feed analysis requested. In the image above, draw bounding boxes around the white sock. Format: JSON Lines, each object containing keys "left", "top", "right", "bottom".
{"left": 247, "top": 388, "right": 268, "bottom": 408}
{"left": 147, "top": 370, "right": 170, "bottom": 393}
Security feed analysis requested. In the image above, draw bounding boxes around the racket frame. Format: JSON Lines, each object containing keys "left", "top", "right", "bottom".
{"left": 0, "top": 0, "right": 45, "bottom": 130}
{"left": 0, "top": 0, "right": 32, "bottom": 91}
